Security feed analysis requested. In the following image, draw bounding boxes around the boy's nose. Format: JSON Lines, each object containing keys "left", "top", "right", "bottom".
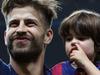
{"left": 71, "top": 38, "right": 79, "bottom": 46}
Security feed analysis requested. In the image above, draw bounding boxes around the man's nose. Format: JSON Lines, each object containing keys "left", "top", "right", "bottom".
{"left": 16, "top": 21, "right": 27, "bottom": 35}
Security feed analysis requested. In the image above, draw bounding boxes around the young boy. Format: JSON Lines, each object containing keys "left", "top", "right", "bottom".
{"left": 52, "top": 10, "right": 100, "bottom": 75}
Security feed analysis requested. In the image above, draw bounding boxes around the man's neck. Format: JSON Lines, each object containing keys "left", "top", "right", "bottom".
{"left": 10, "top": 51, "right": 45, "bottom": 75}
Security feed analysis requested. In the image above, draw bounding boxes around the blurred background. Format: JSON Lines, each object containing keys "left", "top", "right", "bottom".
{"left": 0, "top": 0, "right": 100, "bottom": 68}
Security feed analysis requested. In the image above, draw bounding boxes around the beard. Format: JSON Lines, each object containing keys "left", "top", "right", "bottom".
{"left": 7, "top": 37, "right": 43, "bottom": 63}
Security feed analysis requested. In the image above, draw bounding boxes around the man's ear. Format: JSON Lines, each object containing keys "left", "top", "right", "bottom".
{"left": 44, "top": 28, "right": 53, "bottom": 44}
{"left": 4, "top": 31, "right": 7, "bottom": 45}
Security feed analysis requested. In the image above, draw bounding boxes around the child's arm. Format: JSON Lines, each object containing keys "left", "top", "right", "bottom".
{"left": 70, "top": 44, "right": 100, "bottom": 75}
{"left": 82, "top": 59, "right": 100, "bottom": 75}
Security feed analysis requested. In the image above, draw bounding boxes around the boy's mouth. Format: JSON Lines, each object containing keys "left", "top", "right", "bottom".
{"left": 70, "top": 45, "right": 78, "bottom": 54}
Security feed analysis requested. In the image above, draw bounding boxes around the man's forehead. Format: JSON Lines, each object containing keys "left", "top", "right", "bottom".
{"left": 7, "top": 6, "right": 41, "bottom": 19}
{"left": 7, "top": 15, "right": 39, "bottom": 22}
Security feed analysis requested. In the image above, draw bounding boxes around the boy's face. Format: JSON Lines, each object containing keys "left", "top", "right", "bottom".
{"left": 65, "top": 35, "right": 95, "bottom": 61}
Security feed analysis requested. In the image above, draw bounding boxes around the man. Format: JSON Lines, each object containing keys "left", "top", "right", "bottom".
{"left": 1, "top": 0, "right": 58, "bottom": 75}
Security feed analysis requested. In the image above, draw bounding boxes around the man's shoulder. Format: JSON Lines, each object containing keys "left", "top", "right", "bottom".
{"left": 0, "top": 59, "right": 9, "bottom": 69}
{"left": 0, "top": 59, "right": 17, "bottom": 75}
{"left": 0, "top": 59, "right": 10, "bottom": 75}
{"left": 44, "top": 65, "right": 52, "bottom": 75}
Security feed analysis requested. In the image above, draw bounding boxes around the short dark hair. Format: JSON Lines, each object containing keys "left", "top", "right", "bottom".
{"left": 59, "top": 10, "right": 100, "bottom": 61}
{"left": 1, "top": 0, "right": 59, "bottom": 26}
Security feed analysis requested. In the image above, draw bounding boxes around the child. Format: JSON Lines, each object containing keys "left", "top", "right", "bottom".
{"left": 52, "top": 10, "right": 100, "bottom": 75}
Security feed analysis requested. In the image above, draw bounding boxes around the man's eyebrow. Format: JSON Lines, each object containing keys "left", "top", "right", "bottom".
{"left": 8, "top": 19, "right": 19, "bottom": 24}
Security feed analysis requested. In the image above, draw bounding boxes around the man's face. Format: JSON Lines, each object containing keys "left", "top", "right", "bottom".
{"left": 4, "top": 6, "right": 52, "bottom": 62}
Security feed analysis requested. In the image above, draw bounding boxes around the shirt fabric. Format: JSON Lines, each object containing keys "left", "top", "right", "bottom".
{"left": 51, "top": 61, "right": 100, "bottom": 75}
{"left": 0, "top": 59, "right": 51, "bottom": 75}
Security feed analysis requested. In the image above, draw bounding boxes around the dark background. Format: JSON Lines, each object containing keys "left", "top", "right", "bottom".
{"left": 0, "top": 0, "right": 100, "bottom": 68}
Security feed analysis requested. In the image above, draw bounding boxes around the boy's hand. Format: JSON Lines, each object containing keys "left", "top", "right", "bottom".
{"left": 69, "top": 43, "right": 90, "bottom": 68}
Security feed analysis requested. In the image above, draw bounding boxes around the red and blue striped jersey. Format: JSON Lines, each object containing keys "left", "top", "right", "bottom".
{"left": 51, "top": 61, "right": 100, "bottom": 75}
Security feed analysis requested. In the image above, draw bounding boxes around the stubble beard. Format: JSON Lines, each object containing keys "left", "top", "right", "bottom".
{"left": 7, "top": 38, "right": 43, "bottom": 63}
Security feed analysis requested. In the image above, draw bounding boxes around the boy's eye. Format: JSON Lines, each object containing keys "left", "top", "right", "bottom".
{"left": 77, "top": 36, "right": 89, "bottom": 41}
{"left": 77, "top": 37, "right": 85, "bottom": 41}
{"left": 65, "top": 36, "right": 73, "bottom": 41}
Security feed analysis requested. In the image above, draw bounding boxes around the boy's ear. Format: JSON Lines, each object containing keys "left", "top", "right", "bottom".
{"left": 44, "top": 28, "right": 53, "bottom": 44}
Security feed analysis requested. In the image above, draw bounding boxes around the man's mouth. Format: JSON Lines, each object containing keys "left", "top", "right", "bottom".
{"left": 12, "top": 35, "right": 31, "bottom": 40}
{"left": 14, "top": 38, "right": 29, "bottom": 43}
{"left": 12, "top": 36, "right": 32, "bottom": 45}
{"left": 14, "top": 38, "right": 29, "bottom": 42}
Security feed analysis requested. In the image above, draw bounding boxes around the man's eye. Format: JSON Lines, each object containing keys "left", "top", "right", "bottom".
{"left": 9, "top": 20, "right": 19, "bottom": 27}
{"left": 26, "top": 23, "right": 36, "bottom": 27}
{"left": 25, "top": 20, "right": 37, "bottom": 27}
{"left": 9, "top": 23, "right": 18, "bottom": 27}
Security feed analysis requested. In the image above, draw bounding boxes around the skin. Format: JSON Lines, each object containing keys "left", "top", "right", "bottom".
{"left": 4, "top": 6, "right": 53, "bottom": 75}
{"left": 65, "top": 36, "right": 100, "bottom": 75}
{"left": 65, "top": 37, "right": 95, "bottom": 63}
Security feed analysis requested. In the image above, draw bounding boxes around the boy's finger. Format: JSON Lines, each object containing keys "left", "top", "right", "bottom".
{"left": 75, "top": 43, "right": 82, "bottom": 51}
